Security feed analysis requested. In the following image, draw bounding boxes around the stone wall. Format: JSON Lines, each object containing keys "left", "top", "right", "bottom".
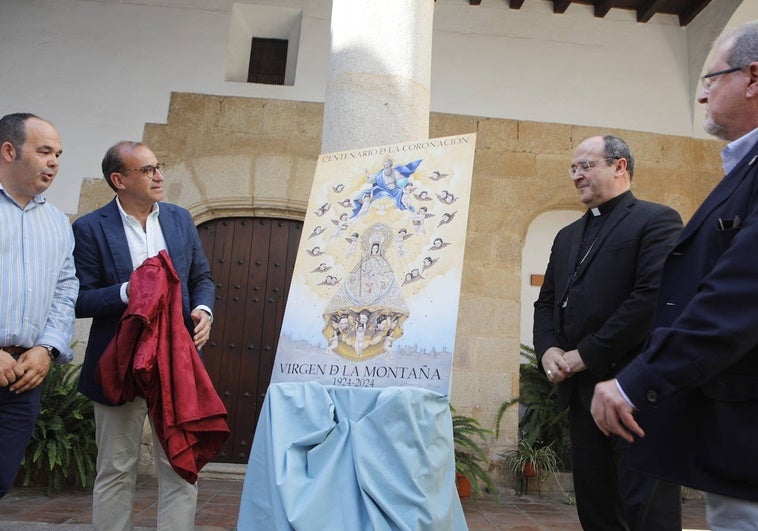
{"left": 76, "top": 92, "right": 724, "bottom": 459}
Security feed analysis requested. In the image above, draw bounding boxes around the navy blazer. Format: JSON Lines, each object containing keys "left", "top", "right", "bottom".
{"left": 534, "top": 192, "right": 683, "bottom": 410}
{"left": 620, "top": 139, "right": 758, "bottom": 501}
{"left": 73, "top": 198, "right": 215, "bottom": 405}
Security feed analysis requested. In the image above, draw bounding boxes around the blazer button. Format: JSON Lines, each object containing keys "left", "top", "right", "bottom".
{"left": 646, "top": 390, "right": 658, "bottom": 403}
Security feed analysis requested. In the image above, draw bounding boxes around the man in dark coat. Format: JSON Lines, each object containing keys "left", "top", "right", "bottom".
{"left": 534, "top": 134, "right": 682, "bottom": 530}
{"left": 592, "top": 20, "right": 758, "bottom": 531}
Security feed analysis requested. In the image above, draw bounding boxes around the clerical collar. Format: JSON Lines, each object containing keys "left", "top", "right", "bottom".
{"left": 588, "top": 190, "right": 630, "bottom": 217}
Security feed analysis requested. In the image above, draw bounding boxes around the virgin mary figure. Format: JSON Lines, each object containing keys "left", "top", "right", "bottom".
{"left": 322, "top": 223, "right": 409, "bottom": 360}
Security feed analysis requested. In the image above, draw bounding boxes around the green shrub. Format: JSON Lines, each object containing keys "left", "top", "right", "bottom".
{"left": 21, "top": 362, "right": 97, "bottom": 494}
{"left": 495, "top": 344, "right": 572, "bottom": 470}
{"left": 452, "top": 409, "right": 496, "bottom": 497}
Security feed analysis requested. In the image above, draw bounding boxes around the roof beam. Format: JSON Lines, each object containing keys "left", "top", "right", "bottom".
{"left": 472, "top": 0, "right": 711, "bottom": 26}
{"left": 593, "top": 0, "right": 612, "bottom": 18}
{"left": 553, "top": 0, "right": 571, "bottom": 14}
{"left": 637, "top": 0, "right": 664, "bottom": 23}
{"left": 678, "top": 0, "right": 710, "bottom": 26}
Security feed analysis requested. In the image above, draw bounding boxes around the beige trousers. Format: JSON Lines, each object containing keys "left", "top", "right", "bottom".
{"left": 92, "top": 398, "right": 198, "bottom": 531}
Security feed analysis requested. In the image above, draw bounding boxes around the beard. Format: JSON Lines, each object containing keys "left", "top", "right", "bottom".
{"left": 703, "top": 117, "right": 732, "bottom": 142}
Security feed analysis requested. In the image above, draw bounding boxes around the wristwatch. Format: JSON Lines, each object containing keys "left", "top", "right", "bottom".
{"left": 40, "top": 345, "right": 59, "bottom": 360}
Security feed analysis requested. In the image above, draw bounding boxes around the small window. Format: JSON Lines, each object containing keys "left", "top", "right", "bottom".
{"left": 225, "top": 4, "right": 301, "bottom": 86}
{"left": 248, "top": 38, "right": 288, "bottom": 85}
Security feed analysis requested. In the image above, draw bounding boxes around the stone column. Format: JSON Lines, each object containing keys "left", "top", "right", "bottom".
{"left": 321, "top": 0, "right": 434, "bottom": 154}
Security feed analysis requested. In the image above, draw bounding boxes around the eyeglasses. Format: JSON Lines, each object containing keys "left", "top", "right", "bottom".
{"left": 118, "top": 162, "right": 165, "bottom": 179}
{"left": 569, "top": 158, "right": 615, "bottom": 178}
{"left": 700, "top": 66, "right": 743, "bottom": 93}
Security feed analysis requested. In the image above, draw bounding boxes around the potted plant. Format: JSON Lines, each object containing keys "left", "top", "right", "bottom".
{"left": 503, "top": 438, "right": 560, "bottom": 497}
{"left": 452, "top": 410, "right": 496, "bottom": 499}
{"left": 495, "top": 345, "right": 571, "bottom": 469}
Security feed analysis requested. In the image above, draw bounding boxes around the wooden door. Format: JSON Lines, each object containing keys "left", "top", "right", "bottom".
{"left": 198, "top": 217, "right": 302, "bottom": 463}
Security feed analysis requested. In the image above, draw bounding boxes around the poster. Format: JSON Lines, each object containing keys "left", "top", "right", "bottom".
{"left": 270, "top": 133, "right": 476, "bottom": 396}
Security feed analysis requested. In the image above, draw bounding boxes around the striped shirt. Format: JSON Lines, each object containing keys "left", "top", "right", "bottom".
{"left": 0, "top": 186, "right": 78, "bottom": 362}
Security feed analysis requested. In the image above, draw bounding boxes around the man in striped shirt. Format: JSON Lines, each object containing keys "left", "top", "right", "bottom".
{"left": 0, "top": 113, "right": 78, "bottom": 498}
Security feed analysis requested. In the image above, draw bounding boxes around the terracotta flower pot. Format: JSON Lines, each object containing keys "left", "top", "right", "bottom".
{"left": 523, "top": 462, "right": 537, "bottom": 477}
{"left": 456, "top": 472, "right": 472, "bottom": 499}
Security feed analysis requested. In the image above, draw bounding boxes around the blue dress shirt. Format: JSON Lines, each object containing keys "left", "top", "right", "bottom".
{"left": 0, "top": 187, "right": 78, "bottom": 362}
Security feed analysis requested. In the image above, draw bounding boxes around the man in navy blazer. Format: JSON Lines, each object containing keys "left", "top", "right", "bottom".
{"left": 73, "top": 141, "right": 215, "bottom": 531}
{"left": 592, "top": 21, "right": 758, "bottom": 530}
{"left": 534, "top": 135, "right": 683, "bottom": 530}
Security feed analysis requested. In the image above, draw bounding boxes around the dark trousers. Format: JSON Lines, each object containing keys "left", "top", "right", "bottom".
{"left": 569, "top": 399, "right": 681, "bottom": 531}
{"left": 0, "top": 385, "right": 41, "bottom": 498}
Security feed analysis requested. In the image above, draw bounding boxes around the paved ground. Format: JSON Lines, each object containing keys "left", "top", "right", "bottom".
{"left": 0, "top": 475, "right": 709, "bottom": 530}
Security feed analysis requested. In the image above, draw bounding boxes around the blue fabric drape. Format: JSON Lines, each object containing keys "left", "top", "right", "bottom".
{"left": 238, "top": 382, "right": 467, "bottom": 531}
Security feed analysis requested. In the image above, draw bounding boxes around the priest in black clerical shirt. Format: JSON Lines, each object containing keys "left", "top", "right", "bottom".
{"left": 533, "top": 135, "right": 683, "bottom": 531}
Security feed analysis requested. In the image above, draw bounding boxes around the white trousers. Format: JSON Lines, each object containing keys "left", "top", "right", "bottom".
{"left": 707, "top": 492, "right": 758, "bottom": 531}
{"left": 93, "top": 398, "right": 198, "bottom": 531}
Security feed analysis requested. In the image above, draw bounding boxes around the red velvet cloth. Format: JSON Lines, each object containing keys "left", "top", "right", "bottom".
{"left": 97, "top": 250, "right": 229, "bottom": 484}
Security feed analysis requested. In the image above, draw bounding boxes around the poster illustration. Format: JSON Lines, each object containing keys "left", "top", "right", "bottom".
{"left": 270, "top": 133, "right": 476, "bottom": 396}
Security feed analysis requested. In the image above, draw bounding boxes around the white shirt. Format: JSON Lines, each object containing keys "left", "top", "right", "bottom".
{"left": 115, "top": 198, "right": 212, "bottom": 320}
{"left": 116, "top": 197, "right": 167, "bottom": 303}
